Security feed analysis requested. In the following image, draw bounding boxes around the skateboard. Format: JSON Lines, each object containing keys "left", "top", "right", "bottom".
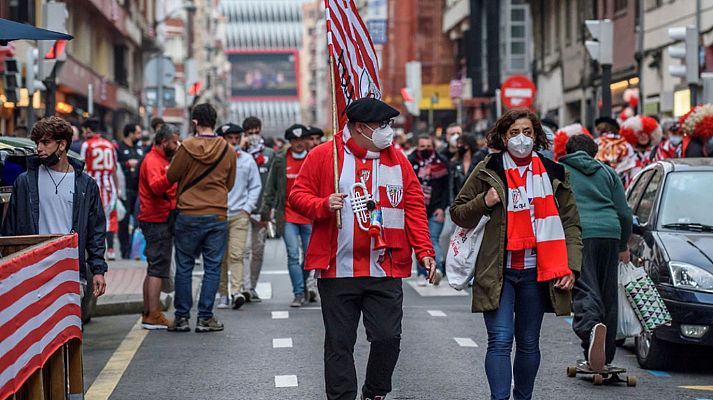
{"left": 566, "top": 360, "right": 637, "bottom": 386}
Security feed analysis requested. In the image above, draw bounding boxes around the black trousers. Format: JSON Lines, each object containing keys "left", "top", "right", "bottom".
{"left": 572, "top": 238, "right": 619, "bottom": 364}
{"left": 318, "top": 277, "right": 403, "bottom": 400}
{"left": 119, "top": 189, "right": 138, "bottom": 259}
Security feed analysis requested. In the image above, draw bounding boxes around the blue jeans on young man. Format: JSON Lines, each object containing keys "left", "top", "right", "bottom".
{"left": 483, "top": 268, "right": 546, "bottom": 400}
{"left": 174, "top": 214, "right": 228, "bottom": 320}
{"left": 283, "top": 222, "right": 312, "bottom": 297}
{"left": 417, "top": 215, "right": 445, "bottom": 277}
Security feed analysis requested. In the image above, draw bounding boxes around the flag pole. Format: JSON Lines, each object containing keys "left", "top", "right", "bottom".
{"left": 329, "top": 55, "right": 342, "bottom": 229}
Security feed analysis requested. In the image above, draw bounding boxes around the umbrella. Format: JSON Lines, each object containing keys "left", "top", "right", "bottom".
{"left": 0, "top": 18, "right": 73, "bottom": 45}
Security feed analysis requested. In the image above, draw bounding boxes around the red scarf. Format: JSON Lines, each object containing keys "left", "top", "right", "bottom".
{"left": 503, "top": 152, "right": 571, "bottom": 282}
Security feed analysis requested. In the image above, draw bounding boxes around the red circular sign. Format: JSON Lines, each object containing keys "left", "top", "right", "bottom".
{"left": 501, "top": 75, "right": 537, "bottom": 110}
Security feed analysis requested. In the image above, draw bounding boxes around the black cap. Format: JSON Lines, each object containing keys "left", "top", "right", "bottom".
{"left": 594, "top": 116, "right": 619, "bottom": 129}
{"left": 285, "top": 124, "right": 309, "bottom": 140}
{"left": 307, "top": 126, "right": 324, "bottom": 138}
{"left": 217, "top": 123, "right": 244, "bottom": 137}
{"left": 345, "top": 98, "right": 399, "bottom": 123}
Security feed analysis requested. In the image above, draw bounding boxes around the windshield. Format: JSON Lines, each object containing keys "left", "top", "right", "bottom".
{"left": 658, "top": 171, "right": 713, "bottom": 229}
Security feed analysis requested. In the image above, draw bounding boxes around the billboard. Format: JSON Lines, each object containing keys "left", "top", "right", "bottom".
{"left": 229, "top": 51, "right": 299, "bottom": 98}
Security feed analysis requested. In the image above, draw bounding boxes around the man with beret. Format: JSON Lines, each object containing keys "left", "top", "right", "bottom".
{"left": 289, "top": 98, "right": 437, "bottom": 400}
{"left": 261, "top": 123, "right": 314, "bottom": 307}
{"left": 216, "top": 123, "right": 262, "bottom": 310}
{"left": 306, "top": 125, "right": 325, "bottom": 150}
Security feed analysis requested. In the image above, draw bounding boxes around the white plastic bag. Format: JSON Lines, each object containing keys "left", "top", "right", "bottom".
{"left": 116, "top": 199, "right": 127, "bottom": 222}
{"left": 617, "top": 262, "right": 643, "bottom": 338}
{"left": 446, "top": 215, "right": 490, "bottom": 290}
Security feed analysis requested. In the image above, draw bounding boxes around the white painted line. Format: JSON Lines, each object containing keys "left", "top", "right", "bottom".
{"left": 301, "top": 306, "right": 322, "bottom": 310}
{"left": 272, "top": 311, "right": 290, "bottom": 319}
{"left": 454, "top": 337, "right": 479, "bottom": 347}
{"left": 427, "top": 310, "right": 447, "bottom": 317}
{"left": 256, "top": 281, "right": 272, "bottom": 300}
{"left": 273, "top": 338, "right": 293, "bottom": 348}
{"left": 262, "top": 270, "right": 289, "bottom": 275}
{"left": 275, "top": 375, "right": 298, "bottom": 388}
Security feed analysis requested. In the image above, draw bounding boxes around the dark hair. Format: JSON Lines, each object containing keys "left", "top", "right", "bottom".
{"left": 486, "top": 109, "right": 549, "bottom": 151}
{"left": 461, "top": 133, "right": 478, "bottom": 153}
{"left": 417, "top": 133, "right": 432, "bottom": 142}
{"left": 263, "top": 137, "right": 276, "bottom": 148}
{"left": 81, "top": 117, "right": 100, "bottom": 131}
{"left": 242, "top": 116, "right": 262, "bottom": 131}
{"left": 447, "top": 123, "right": 461, "bottom": 130}
{"left": 150, "top": 117, "right": 164, "bottom": 132}
{"left": 31, "top": 116, "right": 73, "bottom": 148}
{"left": 123, "top": 123, "right": 139, "bottom": 137}
{"left": 191, "top": 103, "right": 218, "bottom": 129}
{"left": 155, "top": 123, "right": 180, "bottom": 145}
{"left": 566, "top": 134, "right": 599, "bottom": 157}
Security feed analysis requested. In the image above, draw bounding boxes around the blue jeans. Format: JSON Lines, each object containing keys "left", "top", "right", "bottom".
{"left": 174, "top": 214, "right": 228, "bottom": 320}
{"left": 283, "top": 222, "right": 312, "bottom": 297}
{"left": 417, "top": 216, "right": 444, "bottom": 277}
{"left": 483, "top": 268, "right": 546, "bottom": 400}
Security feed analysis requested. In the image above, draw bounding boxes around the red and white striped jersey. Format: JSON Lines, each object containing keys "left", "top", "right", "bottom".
{"left": 0, "top": 235, "right": 81, "bottom": 399}
{"left": 81, "top": 134, "right": 117, "bottom": 212}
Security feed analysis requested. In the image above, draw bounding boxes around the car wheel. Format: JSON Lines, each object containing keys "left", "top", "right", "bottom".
{"left": 635, "top": 331, "right": 670, "bottom": 370}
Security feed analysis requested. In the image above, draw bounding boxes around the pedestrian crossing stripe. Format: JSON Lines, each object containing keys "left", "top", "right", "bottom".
{"left": 453, "top": 337, "right": 478, "bottom": 347}
{"left": 272, "top": 311, "right": 289, "bottom": 319}
{"left": 273, "top": 338, "right": 293, "bottom": 348}
{"left": 427, "top": 310, "right": 447, "bottom": 317}
{"left": 680, "top": 386, "right": 713, "bottom": 392}
{"left": 275, "top": 375, "right": 298, "bottom": 388}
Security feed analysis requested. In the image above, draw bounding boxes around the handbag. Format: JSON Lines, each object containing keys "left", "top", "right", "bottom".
{"left": 446, "top": 215, "right": 490, "bottom": 290}
{"left": 623, "top": 265, "right": 672, "bottom": 332}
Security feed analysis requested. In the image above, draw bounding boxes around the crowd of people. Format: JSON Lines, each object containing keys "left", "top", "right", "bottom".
{"left": 4, "top": 97, "right": 713, "bottom": 400}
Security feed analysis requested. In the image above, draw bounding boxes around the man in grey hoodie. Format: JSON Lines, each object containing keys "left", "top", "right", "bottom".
{"left": 559, "top": 134, "right": 632, "bottom": 372}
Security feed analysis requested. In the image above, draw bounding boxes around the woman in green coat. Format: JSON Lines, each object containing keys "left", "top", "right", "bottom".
{"left": 450, "top": 109, "right": 582, "bottom": 400}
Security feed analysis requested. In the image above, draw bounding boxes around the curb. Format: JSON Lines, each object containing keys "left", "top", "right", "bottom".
{"left": 93, "top": 293, "right": 172, "bottom": 317}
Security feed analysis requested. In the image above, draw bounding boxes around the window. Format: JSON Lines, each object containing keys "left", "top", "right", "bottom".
{"left": 114, "top": 45, "right": 128, "bottom": 87}
{"left": 658, "top": 172, "right": 713, "bottom": 227}
{"left": 507, "top": 3, "right": 529, "bottom": 72}
{"left": 9, "top": 0, "right": 35, "bottom": 24}
{"left": 634, "top": 170, "right": 663, "bottom": 224}
{"left": 615, "top": 0, "right": 628, "bottom": 13}
{"left": 627, "top": 170, "right": 653, "bottom": 209}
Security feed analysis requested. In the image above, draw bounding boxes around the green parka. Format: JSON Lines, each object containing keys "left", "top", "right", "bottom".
{"left": 450, "top": 152, "right": 583, "bottom": 316}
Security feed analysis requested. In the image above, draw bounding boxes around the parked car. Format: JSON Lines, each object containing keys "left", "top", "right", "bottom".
{"left": 0, "top": 137, "right": 96, "bottom": 323}
{"left": 625, "top": 158, "right": 713, "bottom": 369}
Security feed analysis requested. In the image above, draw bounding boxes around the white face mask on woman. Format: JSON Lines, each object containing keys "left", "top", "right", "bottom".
{"left": 361, "top": 124, "right": 394, "bottom": 149}
{"left": 507, "top": 133, "right": 534, "bottom": 158}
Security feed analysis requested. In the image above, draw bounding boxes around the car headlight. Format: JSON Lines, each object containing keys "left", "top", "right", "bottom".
{"left": 669, "top": 262, "right": 713, "bottom": 293}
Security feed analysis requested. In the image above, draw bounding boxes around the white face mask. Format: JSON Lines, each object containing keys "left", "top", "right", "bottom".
{"left": 291, "top": 149, "right": 307, "bottom": 159}
{"left": 669, "top": 135, "right": 683, "bottom": 146}
{"left": 507, "top": 133, "right": 534, "bottom": 158}
{"left": 361, "top": 124, "right": 394, "bottom": 149}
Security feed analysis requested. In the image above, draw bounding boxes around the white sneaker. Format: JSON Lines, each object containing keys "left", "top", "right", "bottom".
{"left": 216, "top": 296, "right": 230, "bottom": 309}
{"left": 417, "top": 275, "right": 427, "bottom": 287}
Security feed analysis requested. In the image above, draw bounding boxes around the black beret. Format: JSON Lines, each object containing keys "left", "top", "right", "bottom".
{"left": 345, "top": 98, "right": 399, "bottom": 123}
{"left": 594, "top": 116, "right": 619, "bottom": 129}
{"left": 285, "top": 124, "right": 309, "bottom": 140}
{"left": 217, "top": 123, "right": 244, "bottom": 137}
{"left": 307, "top": 126, "right": 324, "bottom": 137}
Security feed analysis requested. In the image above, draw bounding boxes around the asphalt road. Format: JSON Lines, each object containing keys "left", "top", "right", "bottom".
{"left": 82, "top": 239, "right": 713, "bottom": 400}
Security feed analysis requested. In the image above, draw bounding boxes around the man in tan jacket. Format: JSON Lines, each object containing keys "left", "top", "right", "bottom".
{"left": 166, "top": 103, "right": 236, "bottom": 333}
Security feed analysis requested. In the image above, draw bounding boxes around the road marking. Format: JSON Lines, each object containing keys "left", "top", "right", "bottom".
{"left": 454, "top": 337, "right": 478, "bottom": 347}
{"left": 273, "top": 338, "right": 293, "bottom": 348}
{"left": 564, "top": 317, "right": 573, "bottom": 325}
{"left": 256, "top": 282, "right": 272, "bottom": 300}
{"left": 301, "top": 306, "right": 322, "bottom": 310}
{"left": 681, "top": 386, "right": 713, "bottom": 392}
{"left": 85, "top": 318, "right": 147, "bottom": 400}
{"left": 272, "top": 311, "right": 289, "bottom": 319}
{"left": 262, "top": 270, "right": 289, "bottom": 275}
{"left": 647, "top": 370, "right": 672, "bottom": 377}
{"left": 427, "top": 310, "right": 447, "bottom": 317}
{"left": 405, "top": 279, "right": 468, "bottom": 297}
{"left": 275, "top": 375, "right": 298, "bottom": 388}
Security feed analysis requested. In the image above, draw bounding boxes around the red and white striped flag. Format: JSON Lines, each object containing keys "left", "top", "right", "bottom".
{"left": 0, "top": 235, "right": 82, "bottom": 399}
{"left": 325, "top": 0, "right": 382, "bottom": 129}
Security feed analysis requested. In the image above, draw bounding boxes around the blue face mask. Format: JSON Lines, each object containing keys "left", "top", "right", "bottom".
{"left": 669, "top": 135, "right": 683, "bottom": 146}
{"left": 291, "top": 149, "right": 307, "bottom": 159}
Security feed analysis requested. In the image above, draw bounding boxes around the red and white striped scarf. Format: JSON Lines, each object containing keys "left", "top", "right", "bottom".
{"left": 503, "top": 152, "right": 571, "bottom": 282}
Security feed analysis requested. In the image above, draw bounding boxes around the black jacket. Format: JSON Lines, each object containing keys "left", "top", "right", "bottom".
{"left": 408, "top": 151, "right": 451, "bottom": 217}
{"left": 117, "top": 141, "right": 144, "bottom": 191}
{"left": 2, "top": 156, "right": 108, "bottom": 279}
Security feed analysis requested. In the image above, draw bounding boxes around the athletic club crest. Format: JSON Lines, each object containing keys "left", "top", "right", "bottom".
{"left": 386, "top": 184, "right": 403, "bottom": 207}
{"left": 360, "top": 169, "right": 371, "bottom": 183}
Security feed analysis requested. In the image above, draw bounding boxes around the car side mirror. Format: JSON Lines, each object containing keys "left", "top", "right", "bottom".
{"left": 632, "top": 216, "right": 646, "bottom": 236}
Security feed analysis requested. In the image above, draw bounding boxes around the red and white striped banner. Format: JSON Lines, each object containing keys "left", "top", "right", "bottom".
{"left": 325, "top": 0, "right": 382, "bottom": 129}
{"left": 0, "top": 235, "right": 82, "bottom": 400}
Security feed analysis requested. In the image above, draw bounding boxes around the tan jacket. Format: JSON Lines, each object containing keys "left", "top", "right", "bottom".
{"left": 167, "top": 136, "right": 236, "bottom": 217}
{"left": 450, "top": 152, "right": 583, "bottom": 316}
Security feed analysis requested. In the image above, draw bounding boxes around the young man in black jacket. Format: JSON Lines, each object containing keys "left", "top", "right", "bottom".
{"left": 3, "top": 116, "right": 108, "bottom": 299}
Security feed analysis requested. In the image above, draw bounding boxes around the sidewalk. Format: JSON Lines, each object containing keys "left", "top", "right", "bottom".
{"left": 94, "top": 259, "right": 172, "bottom": 317}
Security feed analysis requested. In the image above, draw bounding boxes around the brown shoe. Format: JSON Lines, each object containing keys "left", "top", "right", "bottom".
{"left": 142, "top": 312, "right": 173, "bottom": 330}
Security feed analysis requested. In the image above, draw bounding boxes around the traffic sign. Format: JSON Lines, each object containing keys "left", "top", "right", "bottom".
{"left": 500, "top": 75, "right": 536, "bottom": 109}
{"left": 143, "top": 56, "right": 176, "bottom": 88}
